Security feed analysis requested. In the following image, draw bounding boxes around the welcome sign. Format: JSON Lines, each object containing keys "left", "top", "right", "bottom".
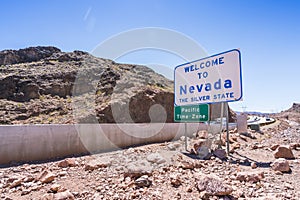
{"left": 174, "top": 49, "right": 242, "bottom": 106}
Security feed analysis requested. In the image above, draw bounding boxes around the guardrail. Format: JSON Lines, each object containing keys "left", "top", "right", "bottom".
{"left": 0, "top": 123, "right": 207, "bottom": 165}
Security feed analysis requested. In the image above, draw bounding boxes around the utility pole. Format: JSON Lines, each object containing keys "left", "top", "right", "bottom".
{"left": 241, "top": 106, "right": 247, "bottom": 113}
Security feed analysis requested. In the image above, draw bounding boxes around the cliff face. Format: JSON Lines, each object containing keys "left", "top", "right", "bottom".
{"left": 0, "top": 46, "right": 174, "bottom": 124}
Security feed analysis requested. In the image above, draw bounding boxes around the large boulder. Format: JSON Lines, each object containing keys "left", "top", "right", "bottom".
{"left": 271, "top": 158, "right": 291, "bottom": 172}
{"left": 274, "top": 145, "right": 295, "bottom": 159}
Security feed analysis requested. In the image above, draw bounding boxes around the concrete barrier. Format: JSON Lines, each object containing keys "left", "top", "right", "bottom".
{"left": 0, "top": 123, "right": 207, "bottom": 165}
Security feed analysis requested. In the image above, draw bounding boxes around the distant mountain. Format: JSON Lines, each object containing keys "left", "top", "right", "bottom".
{"left": 235, "top": 111, "right": 273, "bottom": 115}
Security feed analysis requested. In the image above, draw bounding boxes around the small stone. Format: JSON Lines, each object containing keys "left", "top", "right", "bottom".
{"left": 196, "top": 130, "right": 208, "bottom": 139}
{"left": 95, "top": 185, "right": 102, "bottom": 192}
{"left": 50, "top": 184, "right": 62, "bottom": 192}
{"left": 293, "top": 159, "right": 299, "bottom": 164}
{"left": 239, "top": 134, "right": 248, "bottom": 141}
{"left": 186, "top": 186, "right": 193, "bottom": 192}
{"left": 24, "top": 176, "right": 34, "bottom": 183}
{"left": 285, "top": 193, "right": 293, "bottom": 199}
{"left": 193, "top": 144, "right": 211, "bottom": 160}
{"left": 124, "top": 161, "right": 153, "bottom": 178}
{"left": 170, "top": 174, "right": 181, "bottom": 187}
{"left": 191, "top": 139, "right": 206, "bottom": 154}
{"left": 41, "top": 193, "right": 54, "bottom": 200}
{"left": 274, "top": 170, "right": 283, "bottom": 175}
{"left": 37, "top": 170, "right": 56, "bottom": 184}
{"left": 124, "top": 176, "right": 131, "bottom": 184}
{"left": 180, "top": 136, "right": 185, "bottom": 141}
{"left": 167, "top": 142, "right": 181, "bottom": 151}
{"left": 270, "top": 144, "right": 280, "bottom": 151}
{"left": 252, "top": 144, "right": 264, "bottom": 149}
{"left": 146, "top": 153, "right": 166, "bottom": 164}
{"left": 9, "top": 177, "right": 24, "bottom": 188}
{"left": 289, "top": 143, "right": 300, "bottom": 150}
{"left": 167, "top": 144, "right": 176, "bottom": 151}
{"left": 236, "top": 171, "right": 264, "bottom": 183}
{"left": 274, "top": 145, "right": 295, "bottom": 159}
{"left": 229, "top": 134, "right": 238, "bottom": 143}
{"left": 53, "top": 190, "right": 75, "bottom": 200}
{"left": 85, "top": 156, "right": 112, "bottom": 171}
{"left": 31, "top": 184, "right": 43, "bottom": 191}
{"left": 284, "top": 183, "right": 294, "bottom": 190}
{"left": 134, "top": 175, "right": 151, "bottom": 188}
{"left": 7, "top": 176, "right": 21, "bottom": 183}
{"left": 213, "top": 149, "right": 227, "bottom": 160}
{"left": 197, "top": 175, "right": 233, "bottom": 196}
{"left": 251, "top": 162, "right": 257, "bottom": 169}
{"left": 21, "top": 189, "right": 31, "bottom": 196}
{"left": 72, "top": 192, "right": 79, "bottom": 197}
{"left": 230, "top": 142, "right": 241, "bottom": 153}
{"left": 174, "top": 154, "right": 203, "bottom": 169}
{"left": 58, "top": 171, "right": 68, "bottom": 177}
{"left": 271, "top": 158, "right": 291, "bottom": 173}
{"left": 58, "top": 158, "right": 77, "bottom": 168}
{"left": 23, "top": 182, "right": 34, "bottom": 188}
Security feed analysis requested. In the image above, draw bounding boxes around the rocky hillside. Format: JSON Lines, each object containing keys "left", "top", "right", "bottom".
{"left": 0, "top": 46, "right": 174, "bottom": 124}
{"left": 286, "top": 103, "right": 300, "bottom": 113}
{"left": 275, "top": 103, "right": 300, "bottom": 123}
{"left": 0, "top": 46, "right": 235, "bottom": 124}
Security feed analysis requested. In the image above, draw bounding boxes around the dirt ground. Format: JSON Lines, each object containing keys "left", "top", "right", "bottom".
{"left": 1, "top": 114, "right": 300, "bottom": 200}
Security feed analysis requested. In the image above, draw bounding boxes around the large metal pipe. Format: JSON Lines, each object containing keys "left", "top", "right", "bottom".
{"left": 0, "top": 123, "right": 207, "bottom": 165}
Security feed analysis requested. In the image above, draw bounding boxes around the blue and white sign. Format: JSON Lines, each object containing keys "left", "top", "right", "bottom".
{"left": 174, "top": 49, "right": 242, "bottom": 106}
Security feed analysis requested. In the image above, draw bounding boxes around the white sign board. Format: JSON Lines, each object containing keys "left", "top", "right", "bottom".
{"left": 174, "top": 49, "right": 242, "bottom": 106}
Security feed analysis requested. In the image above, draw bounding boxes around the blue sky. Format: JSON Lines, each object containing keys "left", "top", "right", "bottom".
{"left": 1, "top": 0, "right": 300, "bottom": 112}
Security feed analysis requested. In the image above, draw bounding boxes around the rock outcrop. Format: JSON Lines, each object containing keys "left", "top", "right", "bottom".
{"left": 0, "top": 46, "right": 61, "bottom": 65}
{"left": 0, "top": 46, "right": 174, "bottom": 124}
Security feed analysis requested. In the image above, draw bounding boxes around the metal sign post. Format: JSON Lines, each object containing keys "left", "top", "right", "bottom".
{"left": 174, "top": 104, "right": 209, "bottom": 152}
{"left": 184, "top": 123, "right": 187, "bottom": 151}
{"left": 220, "top": 103, "right": 224, "bottom": 147}
{"left": 225, "top": 102, "right": 230, "bottom": 155}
